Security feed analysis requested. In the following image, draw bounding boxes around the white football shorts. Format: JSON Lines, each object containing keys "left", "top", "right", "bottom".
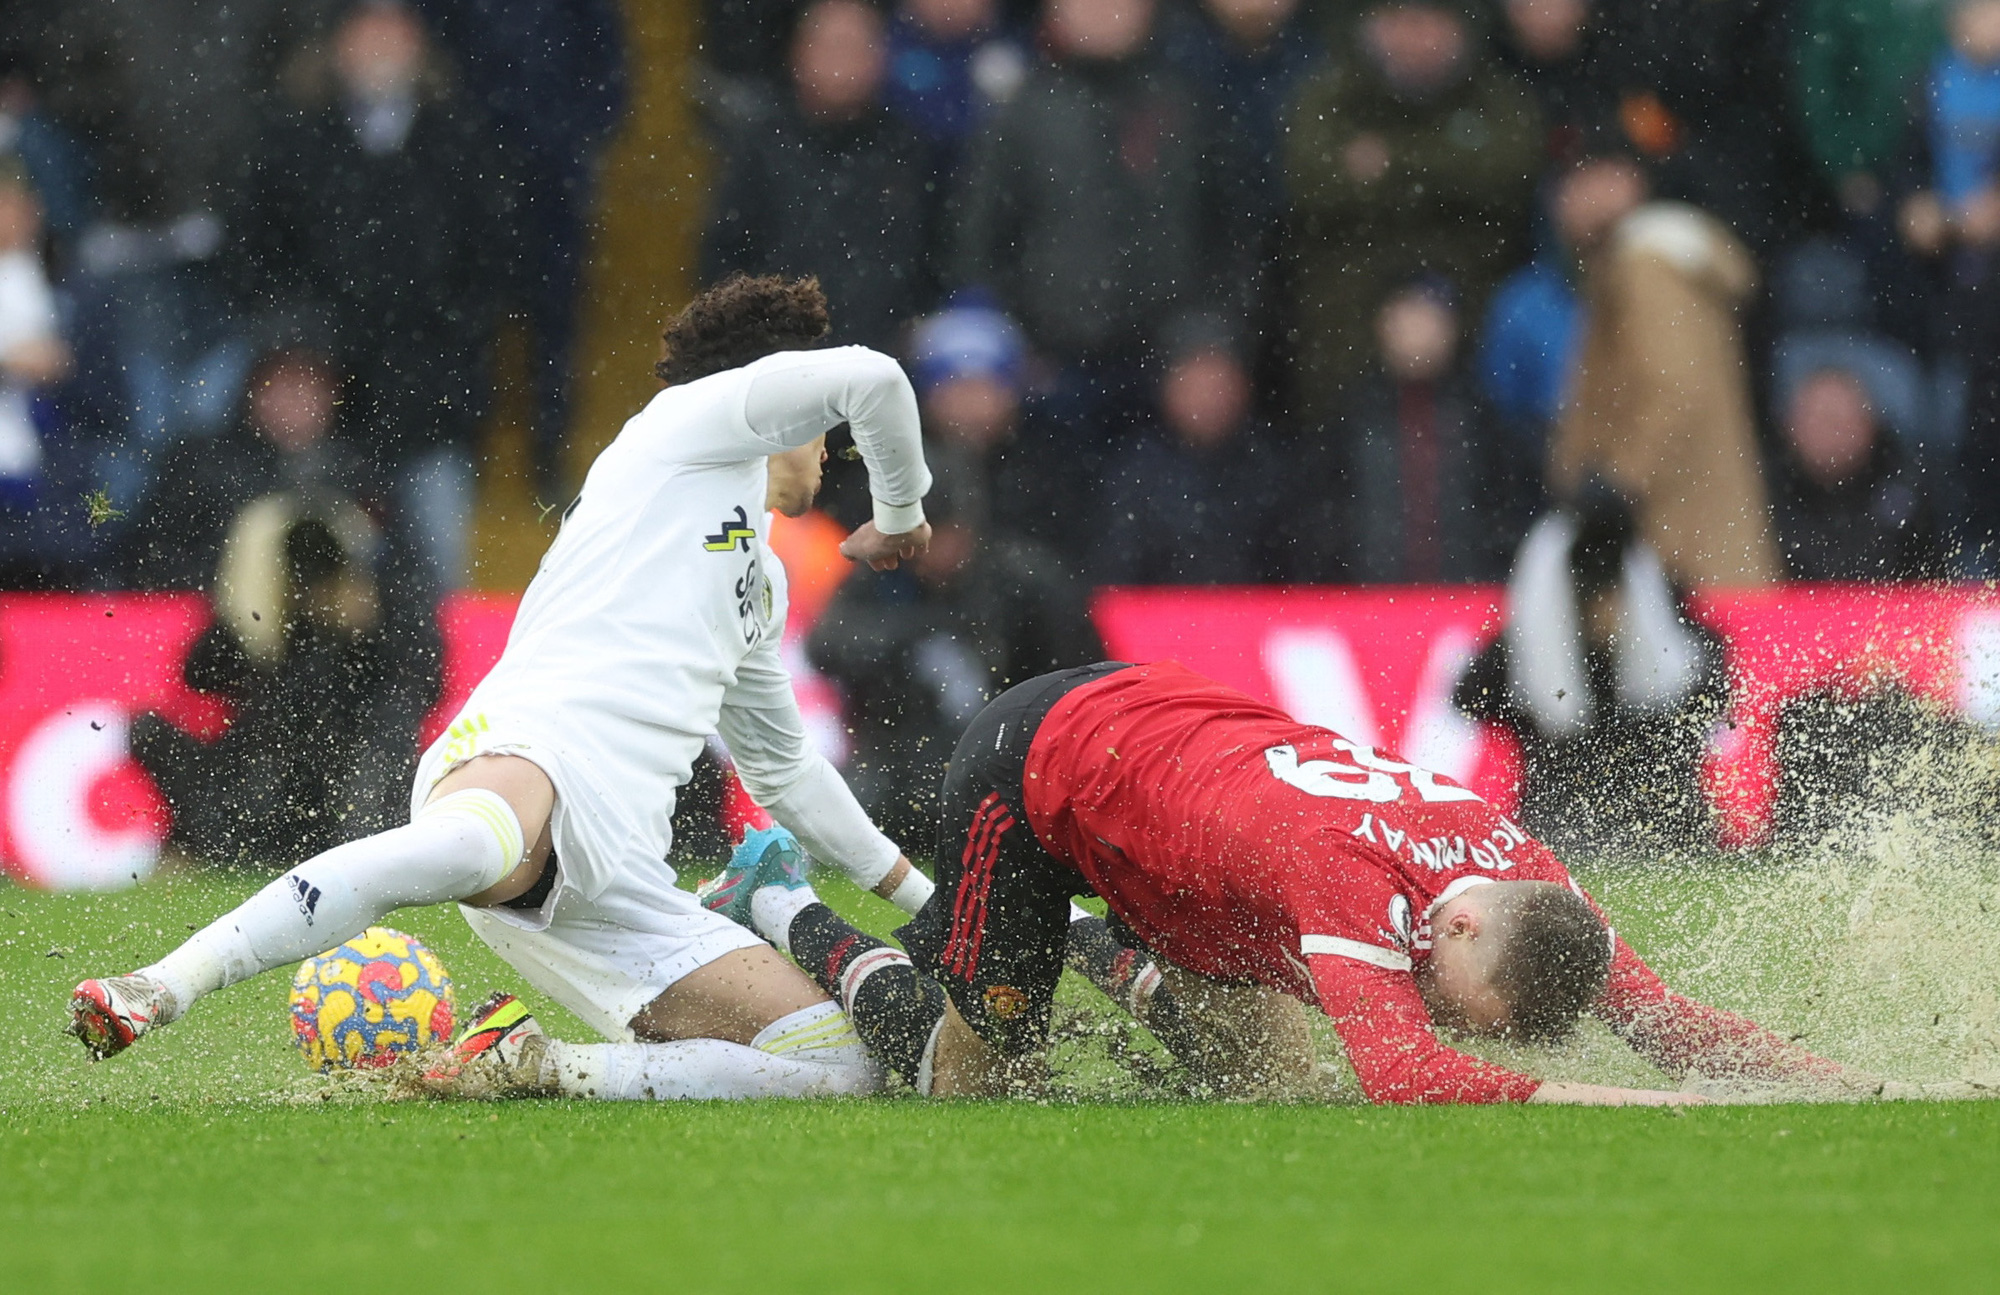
{"left": 411, "top": 714, "right": 763, "bottom": 1042}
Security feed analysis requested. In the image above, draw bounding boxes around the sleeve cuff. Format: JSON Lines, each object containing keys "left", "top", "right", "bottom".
{"left": 872, "top": 498, "right": 926, "bottom": 535}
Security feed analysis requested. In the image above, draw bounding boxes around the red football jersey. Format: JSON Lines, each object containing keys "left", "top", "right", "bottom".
{"left": 1022, "top": 663, "right": 1838, "bottom": 1103}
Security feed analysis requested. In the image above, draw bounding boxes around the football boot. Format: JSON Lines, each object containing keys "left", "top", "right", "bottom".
{"left": 694, "top": 825, "right": 810, "bottom": 926}
{"left": 68, "top": 975, "right": 174, "bottom": 1061}
{"left": 420, "top": 992, "right": 553, "bottom": 1098}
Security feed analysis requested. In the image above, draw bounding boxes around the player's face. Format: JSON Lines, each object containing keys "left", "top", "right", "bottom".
{"left": 766, "top": 437, "right": 827, "bottom": 517}
{"left": 1416, "top": 952, "right": 1513, "bottom": 1036}
{"left": 1415, "top": 906, "right": 1514, "bottom": 1037}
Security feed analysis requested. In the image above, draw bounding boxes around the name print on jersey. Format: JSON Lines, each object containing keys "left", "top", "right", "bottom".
{"left": 703, "top": 506, "right": 758, "bottom": 552}
{"left": 1351, "top": 811, "right": 1530, "bottom": 874}
{"left": 734, "top": 548, "right": 771, "bottom": 648}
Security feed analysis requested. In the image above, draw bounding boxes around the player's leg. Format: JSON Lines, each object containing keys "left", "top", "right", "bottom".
{"left": 705, "top": 676, "right": 1086, "bottom": 1094}
{"left": 701, "top": 829, "right": 952, "bottom": 1088}
{"left": 440, "top": 948, "right": 880, "bottom": 1102}
{"left": 432, "top": 858, "right": 881, "bottom": 1102}
{"left": 891, "top": 675, "right": 1091, "bottom": 1094}
{"left": 1146, "top": 966, "right": 1329, "bottom": 1099}
{"left": 726, "top": 873, "right": 1196, "bottom": 1092}
{"left": 70, "top": 754, "right": 552, "bottom": 1058}
{"left": 719, "top": 666, "right": 1145, "bottom": 1093}
{"left": 556, "top": 944, "right": 878, "bottom": 1099}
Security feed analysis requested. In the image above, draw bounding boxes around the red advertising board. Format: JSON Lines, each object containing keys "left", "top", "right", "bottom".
{"left": 1093, "top": 584, "right": 2000, "bottom": 849}
{"left": 2, "top": 585, "right": 1996, "bottom": 888}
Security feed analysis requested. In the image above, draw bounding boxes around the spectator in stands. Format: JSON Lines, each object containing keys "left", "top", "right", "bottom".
{"left": 1791, "top": 0, "right": 1946, "bottom": 221}
{"left": 230, "top": 0, "right": 500, "bottom": 592}
{"left": 1284, "top": 0, "right": 1543, "bottom": 419}
{"left": 412, "top": 0, "right": 627, "bottom": 493}
{"left": 809, "top": 448, "right": 1102, "bottom": 841}
{"left": 1100, "top": 319, "right": 1290, "bottom": 584}
{"left": 1292, "top": 280, "right": 1514, "bottom": 584}
{"left": 0, "top": 158, "right": 67, "bottom": 502}
{"left": 130, "top": 505, "right": 442, "bottom": 864}
{"left": 1548, "top": 197, "right": 1781, "bottom": 587}
{"left": 950, "top": 0, "right": 1253, "bottom": 430}
{"left": 123, "top": 331, "right": 375, "bottom": 592}
{"left": 0, "top": 53, "right": 94, "bottom": 266}
{"left": 1899, "top": 0, "right": 2000, "bottom": 567}
{"left": 1769, "top": 367, "right": 1943, "bottom": 580}
{"left": 1491, "top": 0, "right": 1618, "bottom": 150}
{"left": 1478, "top": 150, "right": 1647, "bottom": 477}
{"left": 1162, "top": 0, "right": 1320, "bottom": 163}
{"left": 1455, "top": 486, "right": 1725, "bottom": 857}
{"left": 704, "top": 0, "right": 939, "bottom": 353}
{"left": 1768, "top": 236, "right": 1933, "bottom": 458}
{"left": 908, "top": 298, "right": 1090, "bottom": 552}
{"left": 1586, "top": 0, "right": 1816, "bottom": 253}
{"left": 0, "top": 155, "right": 82, "bottom": 588}
{"left": 1160, "top": 0, "right": 1322, "bottom": 382}
{"left": 1907, "top": 0, "right": 2000, "bottom": 225}
{"left": 882, "top": 0, "right": 1030, "bottom": 173}
{"left": 21, "top": 0, "right": 319, "bottom": 516}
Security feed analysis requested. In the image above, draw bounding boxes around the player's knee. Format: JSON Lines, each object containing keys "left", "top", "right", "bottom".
{"left": 812, "top": 1043, "right": 887, "bottom": 1097}
{"left": 416, "top": 788, "right": 528, "bottom": 898}
{"left": 927, "top": 999, "right": 1037, "bottom": 1098}
{"left": 751, "top": 1002, "right": 885, "bottom": 1097}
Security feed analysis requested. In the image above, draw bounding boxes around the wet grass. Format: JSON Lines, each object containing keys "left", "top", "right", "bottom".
{"left": 2, "top": 865, "right": 1997, "bottom": 1293}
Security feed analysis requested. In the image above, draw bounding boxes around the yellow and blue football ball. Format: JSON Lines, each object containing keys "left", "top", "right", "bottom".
{"left": 288, "top": 927, "right": 455, "bottom": 1071}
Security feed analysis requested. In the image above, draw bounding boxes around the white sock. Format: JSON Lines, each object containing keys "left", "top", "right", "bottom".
{"left": 888, "top": 868, "right": 936, "bottom": 914}
{"left": 140, "top": 790, "right": 523, "bottom": 1020}
{"left": 541, "top": 1003, "right": 880, "bottom": 1100}
{"left": 751, "top": 884, "right": 819, "bottom": 954}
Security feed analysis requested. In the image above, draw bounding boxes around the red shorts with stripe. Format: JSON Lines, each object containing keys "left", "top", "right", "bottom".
{"left": 895, "top": 664, "right": 1131, "bottom": 1054}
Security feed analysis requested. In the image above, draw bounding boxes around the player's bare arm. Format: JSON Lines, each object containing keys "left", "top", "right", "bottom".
{"left": 839, "top": 519, "right": 934, "bottom": 570}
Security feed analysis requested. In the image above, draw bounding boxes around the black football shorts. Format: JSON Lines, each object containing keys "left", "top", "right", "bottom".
{"left": 896, "top": 662, "right": 1132, "bottom": 1056}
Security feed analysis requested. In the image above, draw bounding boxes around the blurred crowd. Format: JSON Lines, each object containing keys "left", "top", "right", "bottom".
{"left": 0, "top": 0, "right": 1991, "bottom": 851}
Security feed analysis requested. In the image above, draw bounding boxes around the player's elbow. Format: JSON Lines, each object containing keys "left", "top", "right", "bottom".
{"left": 733, "top": 757, "right": 810, "bottom": 809}
{"left": 835, "top": 345, "right": 909, "bottom": 392}
{"left": 833, "top": 346, "right": 917, "bottom": 418}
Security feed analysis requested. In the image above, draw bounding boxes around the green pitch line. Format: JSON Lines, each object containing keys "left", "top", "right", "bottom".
{"left": 2, "top": 868, "right": 1997, "bottom": 1294}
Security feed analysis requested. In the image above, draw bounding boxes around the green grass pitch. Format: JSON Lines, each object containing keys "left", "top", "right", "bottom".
{"left": 2, "top": 865, "right": 1997, "bottom": 1293}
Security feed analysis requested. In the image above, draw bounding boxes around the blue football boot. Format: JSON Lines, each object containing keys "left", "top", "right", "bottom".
{"left": 695, "top": 825, "right": 810, "bottom": 926}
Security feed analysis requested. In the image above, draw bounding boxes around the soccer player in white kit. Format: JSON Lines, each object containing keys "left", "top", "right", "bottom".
{"left": 69, "top": 274, "right": 937, "bottom": 1101}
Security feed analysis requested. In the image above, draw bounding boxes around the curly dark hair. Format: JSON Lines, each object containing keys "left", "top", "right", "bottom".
{"left": 655, "top": 273, "right": 831, "bottom": 386}
{"left": 1487, "top": 882, "right": 1613, "bottom": 1043}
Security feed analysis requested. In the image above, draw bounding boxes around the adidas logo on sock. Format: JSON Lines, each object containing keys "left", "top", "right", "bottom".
{"left": 290, "top": 875, "right": 323, "bottom": 924}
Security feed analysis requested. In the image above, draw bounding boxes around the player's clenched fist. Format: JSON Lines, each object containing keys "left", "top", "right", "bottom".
{"left": 841, "top": 520, "right": 932, "bottom": 570}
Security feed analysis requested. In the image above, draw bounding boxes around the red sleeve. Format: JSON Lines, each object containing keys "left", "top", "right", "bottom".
{"left": 1309, "top": 954, "right": 1544, "bottom": 1105}
{"left": 1593, "top": 938, "right": 1843, "bottom": 1081}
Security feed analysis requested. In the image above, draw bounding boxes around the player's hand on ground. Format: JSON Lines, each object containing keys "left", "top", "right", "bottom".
{"left": 1529, "top": 1081, "right": 1711, "bottom": 1107}
{"left": 840, "top": 520, "right": 932, "bottom": 571}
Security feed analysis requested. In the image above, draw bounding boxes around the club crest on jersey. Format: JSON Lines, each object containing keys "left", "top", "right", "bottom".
{"left": 984, "top": 984, "right": 1029, "bottom": 1021}
{"left": 703, "top": 506, "right": 757, "bottom": 552}
{"left": 1380, "top": 893, "right": 1432, "bottom": 953}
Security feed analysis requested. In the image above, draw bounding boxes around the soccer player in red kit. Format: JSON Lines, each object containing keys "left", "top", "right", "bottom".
{"left": 700, "top": 662, "right": 1858, "bottom": 1104}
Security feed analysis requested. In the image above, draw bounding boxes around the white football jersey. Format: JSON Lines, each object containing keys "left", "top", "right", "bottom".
{"left": 434, "top": 346, "right": 930, "bottom": 900}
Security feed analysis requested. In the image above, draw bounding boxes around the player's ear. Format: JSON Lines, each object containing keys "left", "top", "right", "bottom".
{"left": 1439, "top": 909, "right": 1479, "bottom": 940}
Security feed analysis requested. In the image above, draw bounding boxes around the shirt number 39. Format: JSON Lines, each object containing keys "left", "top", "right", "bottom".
{"left": 1264, "top": 741, "right": 1482, "bottom": 804}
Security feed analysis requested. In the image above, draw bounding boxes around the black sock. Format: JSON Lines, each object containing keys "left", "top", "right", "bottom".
{"left": 1063, "top": 914, "right": 1196, "bottom": 1059}
{"left": 785, "top": 902, "right": 946, "bottom": 1083}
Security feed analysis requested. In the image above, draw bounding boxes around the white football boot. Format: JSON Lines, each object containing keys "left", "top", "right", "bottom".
{"left": 419, "top": 993, "right": 554, "bottom": 1098}
{"left": 69, "top": 975, "right": 175, "bottom": 1060}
